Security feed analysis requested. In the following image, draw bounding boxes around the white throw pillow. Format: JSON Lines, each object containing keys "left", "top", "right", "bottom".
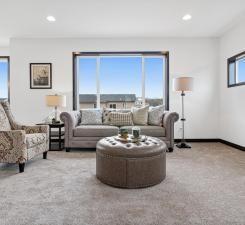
{"left": 102, "top": 108, "right": 130, "bottom": 124}
{"left": 131, "top": 105, "right": 149, "bottom": 125}
{"left": 80, "top": 109, "right": 102, "bottom": 125}
{"left": 108, "top": 112, "right": 133, "bottom": 126}
{"left": 148, "top": 105, "right": 165, "bottom": 126}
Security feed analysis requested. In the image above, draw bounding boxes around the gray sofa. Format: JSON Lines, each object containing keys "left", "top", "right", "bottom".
{"left": 60, "top": 110, "right": 179, "bottom": 152}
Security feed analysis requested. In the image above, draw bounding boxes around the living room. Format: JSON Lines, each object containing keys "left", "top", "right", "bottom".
{"left": 0, "top": 1, "right": 244, "bottom": 225}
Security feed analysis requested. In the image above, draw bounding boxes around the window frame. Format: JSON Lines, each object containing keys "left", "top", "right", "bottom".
{"left": 73, "top": 51, "right": 169, "bottom": 110}
{"left": 0, "top": 56, "right": 10, "bottom": 102}
{"left": 227, "top": 51, "right": 245, "bottom": 88}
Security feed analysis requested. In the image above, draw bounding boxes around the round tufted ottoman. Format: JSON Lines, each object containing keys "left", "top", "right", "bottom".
{"left": 96, "top": 136, "right": 166, "bottom": 188}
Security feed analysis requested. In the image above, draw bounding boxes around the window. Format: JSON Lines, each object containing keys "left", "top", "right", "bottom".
{"left": 228, "top": 51, "right": 245, "bottom": 87}
{"left": 0, "top": 57, "right": 9, "bottom": 101}
{"left": 74, "top": 52, "right": 169, "bottom": 110}
{"left": 109, "top": 103, "right": 117, "bottom": 109}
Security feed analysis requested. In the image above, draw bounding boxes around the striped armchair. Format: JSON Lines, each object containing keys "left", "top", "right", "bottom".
{"left": 0, "top": 101, "right": 49, "bottom": 173}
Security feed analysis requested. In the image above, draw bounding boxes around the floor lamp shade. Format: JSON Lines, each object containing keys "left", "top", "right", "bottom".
{"left": 173, "top": 77, "right": 194, "bottom": 92}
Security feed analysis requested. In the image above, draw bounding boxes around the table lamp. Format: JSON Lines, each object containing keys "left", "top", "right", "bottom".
{"left": 173, "top": 77, "right": 194, "bottom": 148}
{"left": 46, "top": 94, "right": 66, "bottom": 123}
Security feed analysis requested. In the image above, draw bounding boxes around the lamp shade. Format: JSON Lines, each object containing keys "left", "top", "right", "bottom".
{"left": 173, "top": 77, "right": 194, "bottom": 91}
{"left": 46, "top": 95, "right": 66, "bottom": 107}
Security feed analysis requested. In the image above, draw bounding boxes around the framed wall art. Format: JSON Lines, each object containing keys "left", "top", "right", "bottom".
{"left": 30, "top": 63, "right": 52, "bottom": 89}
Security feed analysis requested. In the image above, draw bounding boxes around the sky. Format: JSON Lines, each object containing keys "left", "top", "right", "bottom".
{"left": 78, "top": 56, "right": 165, "bottom": 99}
{"left": 0, "top": 60, "right": 8, "bottom": 99}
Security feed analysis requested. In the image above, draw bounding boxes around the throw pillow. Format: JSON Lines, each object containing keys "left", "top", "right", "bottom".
{"left": 80, "top": 109, "right": 102, "bottom": 125}
{"left": 0, "top": 104, "right": 11, "bottom": 131}
{"left": 108, "top": 112, "right": 133, "bottom": 126}
{"left": 148, "top": 105, "right": 165, "bottom": 126}
{"left": 131, "top": 105, "right": 149, "bottom": 125}
{"left": 102, "top": 108, "right": 130, "bottom": 124}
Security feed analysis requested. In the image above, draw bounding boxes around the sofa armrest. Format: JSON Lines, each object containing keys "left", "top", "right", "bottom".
{"left": 60, "top": 111, "right": 81, "bottom": 147}
{"left": 0, "top": 130, "right": 27, "bottom": 163}
{"left": 162, "top": 111, "right": 179, "bottom": 149}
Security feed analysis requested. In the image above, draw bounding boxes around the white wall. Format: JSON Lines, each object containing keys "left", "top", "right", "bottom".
{"left": 10, "top": 38, "right": 219, "bottom": 138}
{"left": 0, "top": 47, "right": 9, "bottom": 56}
{"left": 219, "top": 21, "right": 245, "bottom": 146}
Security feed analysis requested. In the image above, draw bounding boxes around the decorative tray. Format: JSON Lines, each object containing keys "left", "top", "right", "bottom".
{"left": 114, "top": 134, "right": 147, "bottom": 143}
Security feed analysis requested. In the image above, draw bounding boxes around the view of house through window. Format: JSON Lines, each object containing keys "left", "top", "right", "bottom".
{"left": 75, "top": 53, "right": 168, "bottom": 110}
{"left": 0, "top": 57, "right": 9, "bottom": 100}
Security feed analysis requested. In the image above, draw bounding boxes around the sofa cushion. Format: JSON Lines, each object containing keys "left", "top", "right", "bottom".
{"left": 26, "top": 133, "right": 46, "bottom": 148}
{"left": 73, "top": 125, "right": 119, "bottom": 137}
{"left": 108, "top": 112, "right": 133, "bottom": 126}
{"left": 80, "top": 109, "right": 103, "bottom": 125}
{"left": 121, "top": 125, "right": 165, "bottom": 137}
{"left": 148, "top": 105, "right": 165, "bottom": 126}
{"left": 0, "top": 104, "right": 11, "bottom": 131}
{"left": 131, "top": 106, "right": 149, "bottom": 125}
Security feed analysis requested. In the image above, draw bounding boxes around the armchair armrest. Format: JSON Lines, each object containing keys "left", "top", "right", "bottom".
{"left": 60, "top": 111, "right": 81, "bottom": 147}
{"left": 21, "top": 125, "right": 49, "bottom": 134}
{"left": 162, "top": 111, "right": 179, "bottom": 149}
{"left": 0, "top": 130, "right": 27, "bottom": 163}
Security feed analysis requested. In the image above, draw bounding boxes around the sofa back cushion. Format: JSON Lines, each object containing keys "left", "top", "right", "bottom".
{"left": 80, "top": 109, "right": 102, "bottom": 125}
{"left": 0, "top": 103, "right": 11, "bottom": 131}
{"left": 131, "top": 106, "right": 149, "bottom": 125}
{"left": 108, "top": 112, "right": 133, "bottom": 126}
{"left": 148, "top": 105, "right": 165, "bottom": 126}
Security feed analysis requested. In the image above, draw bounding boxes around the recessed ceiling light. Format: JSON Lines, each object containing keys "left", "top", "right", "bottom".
{"left": 46, "top": 16, "right": 56, "bottom": 22}
{"left": 182, "top": 14, "right": 192, "bottom": 21}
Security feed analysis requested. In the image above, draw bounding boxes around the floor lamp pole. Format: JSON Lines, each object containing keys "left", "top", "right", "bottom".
{"left": 176, "top": 90, "right": 191, "bottom": 148}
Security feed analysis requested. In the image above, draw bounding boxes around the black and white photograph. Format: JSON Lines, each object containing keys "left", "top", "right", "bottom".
{"left": 30, "top": 63, "right": 52, "bottom": 89}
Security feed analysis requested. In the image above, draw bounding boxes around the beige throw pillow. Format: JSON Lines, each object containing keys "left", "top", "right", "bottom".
{"left": 131, "top": 106, "right": 149, "bottom": 125}
{"left": 103, "top": 108, "right": 130, "bottom": 124}
{"left": 108, "top": 112, "right": 133, "bottom": 126}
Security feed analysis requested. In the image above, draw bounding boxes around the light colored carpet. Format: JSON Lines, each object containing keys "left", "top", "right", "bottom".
{"left": 0, "top": 143, "right": 244, "bottom": 225}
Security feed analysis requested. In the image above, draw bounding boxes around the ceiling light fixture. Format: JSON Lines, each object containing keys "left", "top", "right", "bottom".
{"left": 182, "top": 14, "right": 192, "bottom": 21}
{"left": 46, "top": 16, "right": 56, "bottom": 22}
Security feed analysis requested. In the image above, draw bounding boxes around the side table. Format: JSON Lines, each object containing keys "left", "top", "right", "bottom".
{"left": 36, "top": 123, "right": 65, "bottom": 151}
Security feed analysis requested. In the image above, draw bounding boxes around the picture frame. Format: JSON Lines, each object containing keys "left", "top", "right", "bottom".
{"left": 30, "top": 63, "right": 52, "bottom": 89}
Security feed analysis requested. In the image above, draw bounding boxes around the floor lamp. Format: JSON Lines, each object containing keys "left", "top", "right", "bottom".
{"left": 173, "top": 77, "right": 194, "bottom": 148}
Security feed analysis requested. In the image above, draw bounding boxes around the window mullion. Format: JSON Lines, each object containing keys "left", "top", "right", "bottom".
{"left": 142, "top": 56, "right": 145, "bottom": 106}
{"left": 96, "top": 57, "right": 100, "bottom": 108}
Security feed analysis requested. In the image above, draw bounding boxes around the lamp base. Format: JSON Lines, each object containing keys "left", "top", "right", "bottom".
{"left": 176, "top": 142, "right": 191, "bottom": 149}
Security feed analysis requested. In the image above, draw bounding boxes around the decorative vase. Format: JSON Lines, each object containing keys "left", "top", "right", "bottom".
{"left": 132, "top": 126, "right": 141, "bottom": 139}
{"left": 119, "top": 128, "right": 128, "bottom": 139}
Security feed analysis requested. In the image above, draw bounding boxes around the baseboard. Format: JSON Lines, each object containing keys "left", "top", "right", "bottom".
{"left": 219, "top": 139, "right": 245, "bottom": 151}
{"left": 174, "top": 138, "right": 245, "bottom": 151}
{"left": 175, "top": 139, "right": 219, "bottom": 142}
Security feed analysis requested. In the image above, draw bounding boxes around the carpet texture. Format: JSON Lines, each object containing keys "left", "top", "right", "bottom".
{"left": 0, "top": 143, "right": 244, "bottom": 225}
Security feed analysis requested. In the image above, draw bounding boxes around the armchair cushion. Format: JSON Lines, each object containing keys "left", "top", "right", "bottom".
{"left": 26, "top": 133, "right": 46, "bottom": 148}
{"left": 0, "top": 104, "right": 11, "bottom": 131}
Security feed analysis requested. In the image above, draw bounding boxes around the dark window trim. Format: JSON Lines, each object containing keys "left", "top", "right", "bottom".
{"left": 0, "top": 56, "right": 10, "bottom": 102}
{"left": 73, "top": 51, "right": 170, "bottom": 111}
{"left": 227, "top": 50, "right": 245, "bottom": 88}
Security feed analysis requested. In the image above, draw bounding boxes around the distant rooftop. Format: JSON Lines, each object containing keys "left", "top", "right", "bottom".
{"left": 79, "top": 94, "right": 136, "bottom": 103}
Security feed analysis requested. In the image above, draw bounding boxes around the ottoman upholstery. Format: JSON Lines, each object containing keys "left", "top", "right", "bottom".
{"left": 96, "top": 136, "right": 166, "bottom": 188}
